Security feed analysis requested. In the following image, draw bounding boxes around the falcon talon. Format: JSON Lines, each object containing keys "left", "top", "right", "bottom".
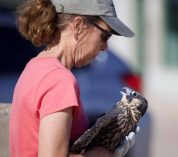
{"left": 69, "top": 87, "right": 148, "bottom": 154}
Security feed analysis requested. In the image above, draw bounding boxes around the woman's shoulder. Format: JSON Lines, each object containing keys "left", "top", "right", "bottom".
{"left": 33, "top": 57, "right": 77, "bottom": 87}
{"left": 20, "top": 57, "right": 78, "bottom": 90}
{"left": 28, "top": 57, "right": 76, "bottom": 80}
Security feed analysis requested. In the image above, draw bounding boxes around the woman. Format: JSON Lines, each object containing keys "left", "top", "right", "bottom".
{"left": 10, "top": 0, "right": 138, "bottom": 157}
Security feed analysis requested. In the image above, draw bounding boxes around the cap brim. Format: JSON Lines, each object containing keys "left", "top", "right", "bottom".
{"left": 100, "top": 16, "right": 135, "bottom": 38}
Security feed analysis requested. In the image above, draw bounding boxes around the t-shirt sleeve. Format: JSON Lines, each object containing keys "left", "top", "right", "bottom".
{"left": 38, "top": 69, "right": 80, "bottom": 119}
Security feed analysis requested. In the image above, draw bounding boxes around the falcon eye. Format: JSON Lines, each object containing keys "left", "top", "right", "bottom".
{"left": 131, "top": 91, "right": 138, "bottom": 97}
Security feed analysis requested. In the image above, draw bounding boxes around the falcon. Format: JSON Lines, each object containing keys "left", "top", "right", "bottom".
{"left": 69, "top": 87, "right": 148, "bottom": 154}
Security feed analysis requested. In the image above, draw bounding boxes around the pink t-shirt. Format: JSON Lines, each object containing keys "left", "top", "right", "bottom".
{"left": 10, "top": 57, "right": 89, "bottom": 157}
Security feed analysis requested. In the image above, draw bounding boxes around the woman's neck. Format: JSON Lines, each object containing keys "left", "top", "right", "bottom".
{"left": 37, "top": 28, "right": 77, "bottom": 69}
{"left": 37, "top": 40, "right": 75, "bottom": 70}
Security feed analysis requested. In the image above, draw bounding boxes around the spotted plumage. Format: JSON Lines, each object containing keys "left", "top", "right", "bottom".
{"left": 69, "top": 87, "right": 148, "bottom": 154}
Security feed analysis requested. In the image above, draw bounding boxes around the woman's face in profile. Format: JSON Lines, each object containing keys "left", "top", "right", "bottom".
{"left": 73, "top": 20, "right": 111, "bottom": 68}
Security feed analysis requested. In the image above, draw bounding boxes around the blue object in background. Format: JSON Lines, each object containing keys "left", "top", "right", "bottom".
{"left": 72, "top": 51, "right": 132, "bottom": 121}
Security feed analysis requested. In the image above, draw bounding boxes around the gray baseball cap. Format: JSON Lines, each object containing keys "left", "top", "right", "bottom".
{"left": 51, "top": 0, "right": 135, "bottom": 37}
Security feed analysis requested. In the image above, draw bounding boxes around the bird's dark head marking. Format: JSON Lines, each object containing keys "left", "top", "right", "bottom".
{"left": 120, "top": 87, "right": 148, "bottom": 122}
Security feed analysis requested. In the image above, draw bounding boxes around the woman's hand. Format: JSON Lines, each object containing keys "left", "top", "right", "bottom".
{"left": 113, "top": 126, "right": 140, "bottom": 157}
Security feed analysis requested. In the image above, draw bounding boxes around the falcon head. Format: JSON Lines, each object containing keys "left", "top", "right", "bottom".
{"left": 120, "top": 87, "right": 148, "bottom": 122}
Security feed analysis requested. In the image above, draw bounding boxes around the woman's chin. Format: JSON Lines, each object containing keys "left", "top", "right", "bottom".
{"left": 75, "top": 61, "right": 90, "bottom": 68}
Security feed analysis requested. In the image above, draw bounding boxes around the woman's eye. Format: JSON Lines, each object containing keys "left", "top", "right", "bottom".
{"left": 131, "top": 91, "right": 138, "bottom": 97}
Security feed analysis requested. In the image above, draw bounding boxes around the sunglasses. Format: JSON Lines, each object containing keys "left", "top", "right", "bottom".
{"left": 90, "top": 22, "right": 112, "bottom": 43}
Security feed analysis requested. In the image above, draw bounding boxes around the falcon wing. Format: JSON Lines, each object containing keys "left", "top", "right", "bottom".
{"left": 70, "top": 106, "right": 119, "bottom": 153}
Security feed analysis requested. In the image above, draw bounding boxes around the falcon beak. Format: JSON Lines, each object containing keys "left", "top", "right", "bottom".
{"left": 121, "top": 87, "right": 132, "bottom": 102}
{"left": 121, "top": 87, "right": 131, "bottom": 95}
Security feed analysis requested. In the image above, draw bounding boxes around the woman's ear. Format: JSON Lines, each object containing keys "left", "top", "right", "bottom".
{"left": 73, "top": 16, "right": 86, "bottom": 40}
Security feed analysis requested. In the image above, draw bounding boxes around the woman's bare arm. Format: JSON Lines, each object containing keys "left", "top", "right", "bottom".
{"left": 38, "top": 107, "right": 114, "bottom": 157}
{"left": 38, "top": 107, "right": 73, "bottom": 157}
